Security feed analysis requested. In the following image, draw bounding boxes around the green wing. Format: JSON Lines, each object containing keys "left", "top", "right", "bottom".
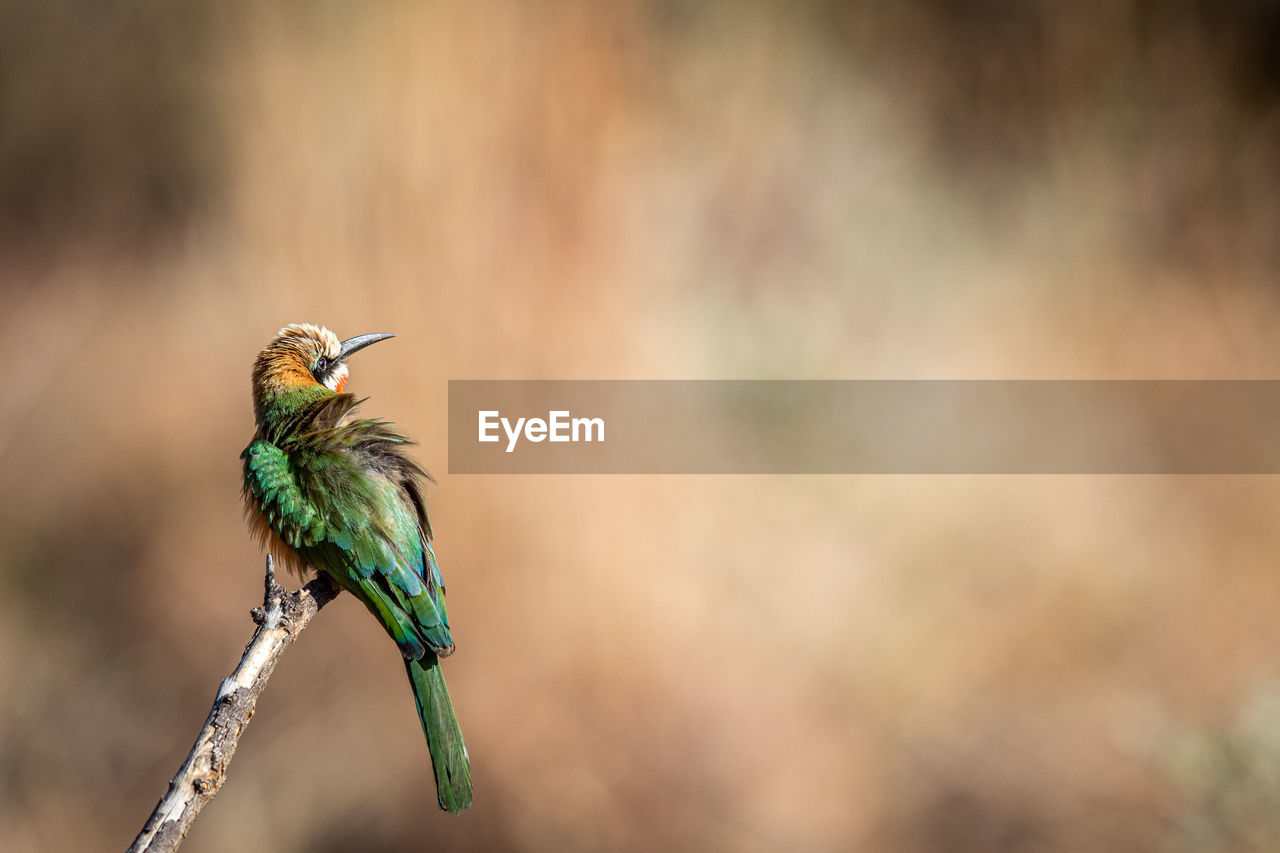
{"left": 242, "top": 434, "right": 453, "bottom": 660}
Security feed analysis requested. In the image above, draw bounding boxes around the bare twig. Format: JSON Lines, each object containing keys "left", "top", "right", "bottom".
{"left": 127, "top": 556, "right": 340, "bottom": 853}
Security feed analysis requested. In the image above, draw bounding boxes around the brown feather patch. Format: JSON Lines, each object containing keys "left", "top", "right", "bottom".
{"left": 243, "top": 490, "right": 312, "bottom": 579}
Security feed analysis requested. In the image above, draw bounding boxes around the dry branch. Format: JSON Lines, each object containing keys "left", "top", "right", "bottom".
{"left": 127, "top": 556, "right": 339, "bottom": 853}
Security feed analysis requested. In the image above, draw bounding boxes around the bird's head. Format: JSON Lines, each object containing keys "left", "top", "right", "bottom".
{"left": 251, "top": 323, "right": 395, "bottom": 420}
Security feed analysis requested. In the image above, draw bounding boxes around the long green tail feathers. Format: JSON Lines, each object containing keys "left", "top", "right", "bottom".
{"left": 406, "top": 654, "right": 473, "bottom": 813}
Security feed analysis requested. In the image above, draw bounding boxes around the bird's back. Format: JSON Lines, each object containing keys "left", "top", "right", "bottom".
{"left": 243, "top": 391, "right": 454, "bottom": 659}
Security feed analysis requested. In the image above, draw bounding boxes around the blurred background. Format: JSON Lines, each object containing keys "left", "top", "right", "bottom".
{"left": 2, "top": 1, "right": 1280, "bottom": 850}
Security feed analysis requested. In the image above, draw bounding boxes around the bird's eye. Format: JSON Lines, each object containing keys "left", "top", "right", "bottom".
{"left": 315, "top": 356, "right": 328, "bottom": 373}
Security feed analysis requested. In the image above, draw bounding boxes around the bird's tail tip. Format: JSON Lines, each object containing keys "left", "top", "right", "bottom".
{"left": 405, "top": 654, "right": 473, "bottom": 813}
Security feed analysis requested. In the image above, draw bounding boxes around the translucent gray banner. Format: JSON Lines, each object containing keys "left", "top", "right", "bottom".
{"left": 447, "top": 380, "right": 1280, "bottom": 474}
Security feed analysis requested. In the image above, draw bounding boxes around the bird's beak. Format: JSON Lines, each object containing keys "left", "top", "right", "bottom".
{"left": 338, "top": 332, "right": 396, "bottom": 362}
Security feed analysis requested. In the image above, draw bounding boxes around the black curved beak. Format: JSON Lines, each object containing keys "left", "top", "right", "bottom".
{"left": 338, "top": 332, "right": 396, "bottom": 362}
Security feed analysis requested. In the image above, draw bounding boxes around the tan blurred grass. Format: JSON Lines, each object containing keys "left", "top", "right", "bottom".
{"left": 2, "top": 2, "right": 1280, "bottom": 851}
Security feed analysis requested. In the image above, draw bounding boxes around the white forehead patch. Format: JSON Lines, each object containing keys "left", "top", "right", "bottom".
{"left": 277, "top": 323, "right": 341, "bottom": 359}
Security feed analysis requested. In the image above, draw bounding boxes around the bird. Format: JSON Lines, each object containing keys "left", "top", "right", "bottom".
{"left": 240, "top": 323, "right": 471, "bottom": 812}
